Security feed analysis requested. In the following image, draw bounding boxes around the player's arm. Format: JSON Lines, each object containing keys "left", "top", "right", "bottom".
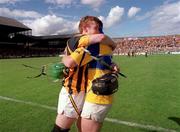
{"left": 101, "top": 35, "right": 116, "bottom": 50}
{"left": 62, "top": 47, "right": 92, "bottom": 68}
{"left": 62, "top": 47, "right": 77, "bottom": 68}
{"left": 62, "top": 55, "right": 77, "bottom": 68}
{"left": 78, "top": 34, "right": 104, "bottom": 47}
{"left": 79, "top": 34, "right": 116, "bottom": 50}
{"left": 111, "top": 62, "right": 120, "bottom": 73}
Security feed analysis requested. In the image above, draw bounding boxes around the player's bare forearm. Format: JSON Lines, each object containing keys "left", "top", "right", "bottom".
{"left": 88, "top": 34, "right": 105, "bottom": 44}
{"left": 89, "top": 34, "right": 116, "bottom": 50}
{"left": 62, "top": 55, "right": 77, "bottom": 68}
{"left": 78, "top": 34, "right": 116, "bottom": 50}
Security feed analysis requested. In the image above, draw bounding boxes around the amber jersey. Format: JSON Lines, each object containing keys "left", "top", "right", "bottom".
{"left": 63, "top": 35, "right": 90, "bottom": 94}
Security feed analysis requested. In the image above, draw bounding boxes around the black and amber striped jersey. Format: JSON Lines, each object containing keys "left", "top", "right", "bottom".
{"left": 63, "top": 35, "right": 90, "bottom": 94}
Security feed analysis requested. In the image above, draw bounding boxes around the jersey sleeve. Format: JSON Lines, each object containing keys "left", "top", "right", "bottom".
{"left": 70, "top": 47, "right": 92, "bottom": 67}
{"left": 78, "top": 35, "right": 90, "bottom": 47}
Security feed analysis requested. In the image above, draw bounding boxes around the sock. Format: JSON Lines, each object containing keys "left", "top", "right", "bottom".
{"left": 51, "top": 124, "right": 70, "bottom": 132}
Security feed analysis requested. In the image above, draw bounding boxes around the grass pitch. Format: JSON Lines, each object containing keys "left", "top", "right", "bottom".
{"left": 0, "top": 55, "right": 180, "bottom": 132}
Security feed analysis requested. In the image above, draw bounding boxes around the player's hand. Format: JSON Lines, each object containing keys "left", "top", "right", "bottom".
{"left": 111, "top": 62, "right": 120, "bottom": 73}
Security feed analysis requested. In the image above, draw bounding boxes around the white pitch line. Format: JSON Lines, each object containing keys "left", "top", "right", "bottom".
{"left": 105, "top": 118, "right": 176, "bottom": 132}
{"left": 0, "top": 95, "right": 177, "bottom": 132}
{"left": 0, "top": 95, "right": 56, "bottom": 111}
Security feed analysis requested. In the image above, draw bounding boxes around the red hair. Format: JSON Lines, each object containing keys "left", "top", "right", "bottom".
{"left": 78, "top": 16, "right": 103, "bottom": 33}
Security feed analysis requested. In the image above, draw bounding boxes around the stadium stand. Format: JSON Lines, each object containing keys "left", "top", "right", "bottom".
{"left": 113, "top": 35, "right": 180, "bottom": 56}
{"left": 0, "top": 16, "right": 180, "bottom": 58}
{"left": 0, "top": 16, "right": 32, "bottom": 58}
{"left": 0, "top": 16, "right": 71, "bottom": 59}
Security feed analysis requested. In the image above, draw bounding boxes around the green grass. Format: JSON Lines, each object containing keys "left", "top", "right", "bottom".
{"left": 0, "top": 55, "right": 180, "bottom": 132}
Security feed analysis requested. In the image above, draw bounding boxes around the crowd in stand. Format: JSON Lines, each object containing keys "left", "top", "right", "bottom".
{"left": 113, "top": 35, "right": 180, "bottom": 56}
{"left": 0, "top": 46, "right": 64, "bottom": 59}
{"left": 0, "top": 35, "right": 180, "bottom": 59}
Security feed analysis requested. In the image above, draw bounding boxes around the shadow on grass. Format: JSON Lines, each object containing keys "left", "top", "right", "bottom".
{"left": 168, "top": 117, "right": 180, "bottom": 126}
